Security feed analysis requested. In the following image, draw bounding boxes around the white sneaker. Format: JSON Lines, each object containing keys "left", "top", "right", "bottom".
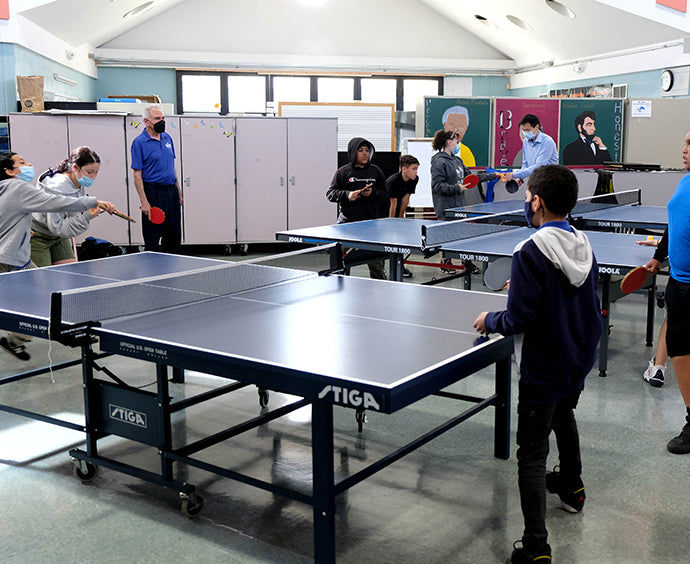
{"left": 643, "top": 356, "right": 665, "bottom": 388}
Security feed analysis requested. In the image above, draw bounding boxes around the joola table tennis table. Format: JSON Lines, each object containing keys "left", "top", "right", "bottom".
{"left": 277, "top": 217, "right": 660, "bottom": 377}
{"left": 0, "top": 251, "right": 512, "bottom": 563}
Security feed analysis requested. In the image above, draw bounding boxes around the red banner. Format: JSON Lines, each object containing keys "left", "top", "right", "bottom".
{"left": 0, "top": 0, "right": 9, "bottom": 20}
{"left": 657, "top": 0, "right": 687, "bottom": 12}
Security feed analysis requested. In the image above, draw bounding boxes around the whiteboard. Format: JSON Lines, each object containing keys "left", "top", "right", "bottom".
{"left": 402, "top": 138, "right": 434, "bottom": 207}
{"left": 279, "top": 102, "right": 395, "bottom": 151}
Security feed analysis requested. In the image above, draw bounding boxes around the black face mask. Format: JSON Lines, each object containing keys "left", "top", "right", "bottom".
{"left": 153, "top": 120, "right": 166, "bottom": 134}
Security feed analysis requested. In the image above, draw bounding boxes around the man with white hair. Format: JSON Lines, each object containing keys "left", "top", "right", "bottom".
{"left": 131, "top": 105, "right": 182, "bottom": 253}
{"left": 442, "top": 105, "right": 476, "bottom": 167}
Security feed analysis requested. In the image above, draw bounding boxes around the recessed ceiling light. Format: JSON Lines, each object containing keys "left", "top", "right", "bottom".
{"left": 474, "top": 14, "right": 498, "bottom": 29}
{"left": 506, "top": 14, "right": 533, "bottom": 32}
{"left": 123, "top": 1, "right": 154, "bottom": 19}
{"left": 296, "top": 0, "right": 329, "bottom": 6}
{"left": 545, "top": 0, "right": 576, "bottom": 18}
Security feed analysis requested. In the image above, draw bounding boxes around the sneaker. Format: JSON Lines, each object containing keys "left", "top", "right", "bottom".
{"left": 402, "top": 267, "right": 413, "bottom": 278}
{"left": 469, "top": 262, "right": 481, "bottom": 275}
{"left": 509, "top": 540, "right": 552, "bottom": 563}
{"left": 667, "top": 423, "right": 690, "bottom": 454}
{"left": 0, "top": 336, "right": 30, "bottom": 361}
{"left": 643, "top": 357, "right": 665, "bottom": 387}
{"left": 545, "top": 466, "right": 586, "bottom": 513}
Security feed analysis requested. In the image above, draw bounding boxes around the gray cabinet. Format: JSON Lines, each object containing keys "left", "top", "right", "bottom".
{"left": 180, "top": 117, "right": 236, "bottom": 244}
{"left": 236, "top": 117, "right": 337, "bottom": 242}
{"left": 10, "top": 113, "right": 337, "bottom": 248}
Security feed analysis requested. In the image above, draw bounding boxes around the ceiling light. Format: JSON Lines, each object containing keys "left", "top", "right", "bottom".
{"left": 506, "top": 14, "right": 534, "bottom": 32}
{"left": 545, "top": 0, "right": 576, "bottom": 18}
{"left": 474, "top": 14, "right": 498, "bottom": 29}
{"left": 123, "top": 1, "right": 154, "bottom": 19}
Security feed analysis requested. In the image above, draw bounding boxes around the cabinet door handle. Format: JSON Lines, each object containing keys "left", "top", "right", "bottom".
{"left": 289, "top": 175, "right": 296, "bottom": 186}
{"left": 184, "top": 176, "right": 191, "bottom": 187}
{"left": 280, "top": 176, "right": 284, "bottom": 186}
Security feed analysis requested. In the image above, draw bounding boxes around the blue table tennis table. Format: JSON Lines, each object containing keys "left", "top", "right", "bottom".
{"left": 0, "top": 251, "right": 512, "bottom": 563}
{"left": 445, "top": 192, "right": 667, "bottom": 232}
{"left": 277, "top": 217, "right": 660, "bottom": 377}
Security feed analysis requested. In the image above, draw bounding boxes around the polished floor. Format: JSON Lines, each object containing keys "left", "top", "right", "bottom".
{"left": 1, "top": 247, "right": 689, "bottom": 563}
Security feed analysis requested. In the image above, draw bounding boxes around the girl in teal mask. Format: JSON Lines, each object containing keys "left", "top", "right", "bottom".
{"left": 31, "top": 146, "right": 105, "bottom": 267}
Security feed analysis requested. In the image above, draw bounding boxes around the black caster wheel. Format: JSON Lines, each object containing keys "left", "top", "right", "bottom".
{"left": 239, "top": 244, "right": 249, "bottom": 256}
{"left": 181, "top": 493, "right": 204, "bottom": 518}
{"left": 258, "top": 388, "right": 269, "bottom": 408}
{"left": 224, "top": 245, "right": 232, "bottom": 256}
{"left": 73, "top": 460, "right": 99, "bottom": 482}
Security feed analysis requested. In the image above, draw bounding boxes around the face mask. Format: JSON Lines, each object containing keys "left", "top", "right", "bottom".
{"left": 17, "top": 165, "right": 35, "bottom": 182}
{"left": 451, "top": 145, "right": 460, "bottom": 155}
{"left": 524, "top": 199, "right": 536, "bottom": 228}
{"left": 77, "top": 174, "right": 95, "bottom": 188}
{"left": 153, "top": 120, "right": 166, "bottom": 134}
{"left": 523, "top": 130, "right": 536, "bottom": 141}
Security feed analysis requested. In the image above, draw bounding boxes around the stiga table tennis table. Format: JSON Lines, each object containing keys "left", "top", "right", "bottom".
{"left": 0, "top": 251, "right": 512, "bottom": 563}
{"left": 277, "top": 217, "right": 659, "bottom": 377}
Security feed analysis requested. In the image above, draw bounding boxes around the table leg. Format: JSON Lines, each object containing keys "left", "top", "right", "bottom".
{"left": 599, "top": 275, "right": 610, "bottom": 377}
{"left": 312, "top": 401, "right": 336, "bottom": 563}
{"left": 494, "top": 355, "right": 511, "bottom": 460}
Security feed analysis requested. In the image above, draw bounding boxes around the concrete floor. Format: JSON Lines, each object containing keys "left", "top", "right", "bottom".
{"left": 1, "top": 247, "right": 689, "bottom": 563}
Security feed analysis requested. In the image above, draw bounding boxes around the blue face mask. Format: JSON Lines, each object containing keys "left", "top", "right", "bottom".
{"left": 523, "top": 129, "right": 536, "bottom": 141}
{"left": 17, "top": 165, "right": 35, "bottom": 182}
{"left": 77, "top": 174, "right": 95, "bottom": 188}
{"left": 524, "top": 199, "right": 536, "bottom": 227}
{"left": 452, "top": 145, "right": 460, "bottom": 155}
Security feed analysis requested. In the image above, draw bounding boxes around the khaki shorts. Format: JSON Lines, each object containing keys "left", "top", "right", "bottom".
{"left": 30, "top": 231, "right": 75, "bottom": 267}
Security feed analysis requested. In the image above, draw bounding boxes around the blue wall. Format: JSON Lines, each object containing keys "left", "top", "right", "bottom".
{"left": 95, "top": 67, "right": 177, "bottom": 112}
{"left": 472, "top": 75, "right": 511, "bottom": 97}
{"left": 14, "top": 44, "right": 97, "bottom": 106}
{"left": 0, "top": 43, "right": 16, "bottom": 116}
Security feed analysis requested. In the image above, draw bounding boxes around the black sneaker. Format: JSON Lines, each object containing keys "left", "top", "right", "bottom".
{"left": 0, "top": 336, "right": 30, "bottom": 361}
{"left": 667, "top": 423, "right": 690, "bottom": 454}
{"left": 509, "top": 540, "right": 552, "bottom": 563}
{"left": 402, "top": 267, "right": 413, "bottom": 278}
{"left": 545, "top": 466, "right": 586, "bottom": 513}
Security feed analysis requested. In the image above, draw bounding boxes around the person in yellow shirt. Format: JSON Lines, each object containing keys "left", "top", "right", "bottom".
{"left": 442, "top": 105, "right": 476, "bottom": 167}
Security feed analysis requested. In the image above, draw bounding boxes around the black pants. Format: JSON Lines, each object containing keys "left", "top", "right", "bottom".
{"left": 516, "top": 389, "right": 583, "bottom": 551}
{"left": 142, "top": 182, "right": 182, "bottom": 253}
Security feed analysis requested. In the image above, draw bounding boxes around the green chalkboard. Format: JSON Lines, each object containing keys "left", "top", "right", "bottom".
{"left": 558, "top": 99, "right": 624, "bottom": 165}
{"left": 423, "top": 97, "right": 492, "bottom": 167}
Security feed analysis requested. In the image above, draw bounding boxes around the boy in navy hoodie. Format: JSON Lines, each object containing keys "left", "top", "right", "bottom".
{"left": 473, "top": 165, "right": 602, "bottom": 564}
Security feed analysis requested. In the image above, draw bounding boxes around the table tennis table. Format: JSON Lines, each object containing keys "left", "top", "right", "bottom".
{"left": 445, "top": 189, "right": 668, "bottom": 232}
{"left": 277, "top": 217, "right": 660, "bottom": 377}
{"left": 0, "top": 251, "right": 512, "bottom": 563}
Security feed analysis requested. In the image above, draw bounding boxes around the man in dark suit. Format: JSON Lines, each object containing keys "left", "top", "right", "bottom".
{"left": 562, "top": 111, "right": 612, "bottom": 165}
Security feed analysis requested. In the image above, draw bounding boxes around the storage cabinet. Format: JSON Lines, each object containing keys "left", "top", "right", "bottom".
{"left": 235, "top": 117, "right": 337, "bottom": 242}
{"left": 10, "top": 113, "right": 337, "bottom": 248}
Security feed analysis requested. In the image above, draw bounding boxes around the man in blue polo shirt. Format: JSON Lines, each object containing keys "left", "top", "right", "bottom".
{"left": 131, "top": 105, "right": 182, "bottom": 253}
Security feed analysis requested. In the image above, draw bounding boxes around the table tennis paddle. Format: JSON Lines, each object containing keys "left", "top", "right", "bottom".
{"left": 149, "top": 206, "right": 165, "bottom": 224}
{"left": 505, "top": 179, "right": 519, "bottom": 194}
{"left": 620, "top": 265, "right": 649, "bottom": 294}
{"left": 483, "top": 257, "right": 512, "bottom": 291}
{"left": 462, "top": 174, "right": 479, "bottom": 189}
{"left": 113, "top": 209, "right": 136, "bottom": 223}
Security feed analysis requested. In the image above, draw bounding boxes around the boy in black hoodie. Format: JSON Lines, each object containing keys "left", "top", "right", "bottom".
{"left": 326, "top": 137, "right": 388, "bottom": 279}
{"left": 473, "top": 165, "right": 602, "bottom": 564}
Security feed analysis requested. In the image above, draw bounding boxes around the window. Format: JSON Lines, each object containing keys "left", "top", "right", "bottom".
{"left": 273, "top": 76, "right": 311, "bottom": 103}
{"left": 361, "top": 78, "right": 397, "bottom": 105}
{"left": 317, "top": 77, "right": 354, "bottom": 102}
{"left": 181, "top": 75, "right": 221, "bottom": 113}
{"left": 227, "top": 75, "right": 266, "bottom": 113}
{"left": 403, "top": 79, "right": 440, "bottom": 112}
